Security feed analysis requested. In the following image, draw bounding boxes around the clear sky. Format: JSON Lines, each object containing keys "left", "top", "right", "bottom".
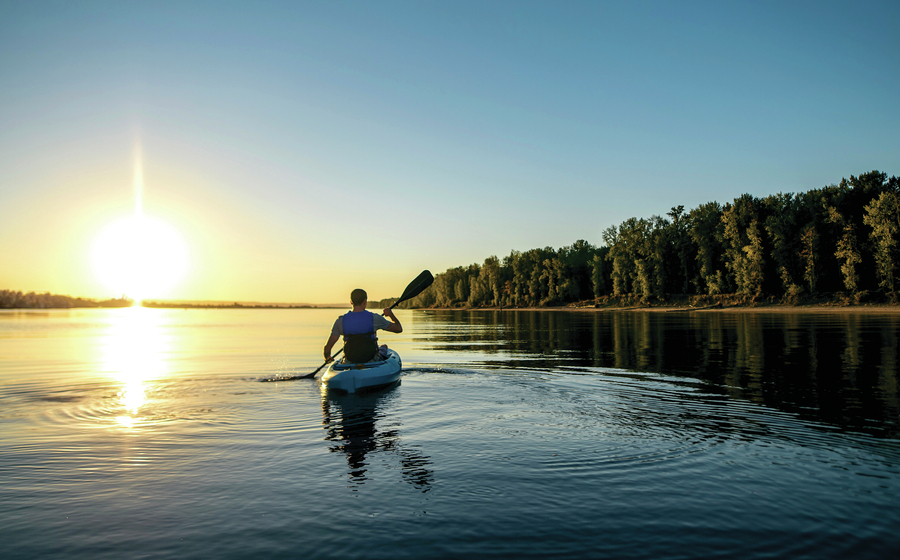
{"left": 1, "top": 1, "right": 898, "bottom": 303}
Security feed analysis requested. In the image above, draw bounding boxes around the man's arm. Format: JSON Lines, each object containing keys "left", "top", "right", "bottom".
{"left": 324, "top": 333, "right": 340, "bottom": 362}
{"left": 382, "top": 308, "right": 402, "bottom": 333}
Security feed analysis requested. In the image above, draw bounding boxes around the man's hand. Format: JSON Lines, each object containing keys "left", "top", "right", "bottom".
{"left": 324, "top": 333, "right": 340, "bottom": 363}
{"left": 383, "top": 307, "right": 403, "bottom": 333}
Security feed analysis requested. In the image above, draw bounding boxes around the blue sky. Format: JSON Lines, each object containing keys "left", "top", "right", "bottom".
{"left": 1, "top": 1, "right": 898, "bottom": 303}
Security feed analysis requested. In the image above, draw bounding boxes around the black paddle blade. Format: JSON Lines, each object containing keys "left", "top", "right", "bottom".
{"left": 391, "top": 270, "right": 434, "bottom": 309}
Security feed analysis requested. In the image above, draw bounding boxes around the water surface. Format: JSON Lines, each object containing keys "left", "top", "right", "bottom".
{"left": 1, "top": 308, "right": 898, "bottom": 559}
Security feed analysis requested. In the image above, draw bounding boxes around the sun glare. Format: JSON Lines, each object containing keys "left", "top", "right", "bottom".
{"left": 101, "top": 306, "right": 173, "bottom": 429}
{"left": 93, "top": 215, "right": 188, "bottom": 303}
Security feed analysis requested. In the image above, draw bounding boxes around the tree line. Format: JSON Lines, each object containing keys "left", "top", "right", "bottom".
{"left": 393, "top": 171, "right": 900, "bottom": 308}
{"left": 0, "top": 290, "right": 133, "bottom": 309}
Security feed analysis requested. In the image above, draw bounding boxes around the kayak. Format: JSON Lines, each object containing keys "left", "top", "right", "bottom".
{"left": 317, "top": 349, "right": 402, "bottom": 394}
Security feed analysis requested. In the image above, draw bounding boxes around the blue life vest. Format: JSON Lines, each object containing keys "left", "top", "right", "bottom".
{"left": 342, "top": 311, "right": 377, "bottom": 363}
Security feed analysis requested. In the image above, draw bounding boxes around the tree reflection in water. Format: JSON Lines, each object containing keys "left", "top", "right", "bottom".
{"left": 411, "top": 309, "right": 900, "bottom": 439}
{"left": 320, "top": 385, "right": 433, "bottom": 491}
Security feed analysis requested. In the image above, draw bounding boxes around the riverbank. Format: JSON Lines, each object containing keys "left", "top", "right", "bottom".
{"left": 420, "top": 293, "right": 900, "bottom": 314}
{"left": 441, "top": 305, "right": 900, "bottom": 314}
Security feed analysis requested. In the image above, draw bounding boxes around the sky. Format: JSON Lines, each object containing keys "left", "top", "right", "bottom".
{"left": 1, "top": 0, "right": 898, "bottom": 304}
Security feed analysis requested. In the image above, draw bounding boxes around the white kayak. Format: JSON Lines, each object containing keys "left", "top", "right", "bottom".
{"left": 317, "top": 349, "right": 402, "bottom": 394}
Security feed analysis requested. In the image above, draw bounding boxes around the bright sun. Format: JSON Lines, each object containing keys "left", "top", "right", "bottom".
{"left": 92, "top": 215, "right": 188, "bottom": 303}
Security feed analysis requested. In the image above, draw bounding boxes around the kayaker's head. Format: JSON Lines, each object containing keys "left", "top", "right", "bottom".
{"left": 350, "top": 288, "right": 367, "bottom": 310}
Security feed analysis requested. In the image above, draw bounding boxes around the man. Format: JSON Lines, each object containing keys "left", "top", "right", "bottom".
{"left": 324, "top": 288, "right": 402, "bottom": 364}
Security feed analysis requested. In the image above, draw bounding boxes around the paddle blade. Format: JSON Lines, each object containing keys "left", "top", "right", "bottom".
{"left": 391, "top": 270, "right": 434, "bottom": 308}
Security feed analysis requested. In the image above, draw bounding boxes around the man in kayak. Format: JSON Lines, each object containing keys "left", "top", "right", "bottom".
{"left": 324, "top": 288, "right": 402, "bottom": 364}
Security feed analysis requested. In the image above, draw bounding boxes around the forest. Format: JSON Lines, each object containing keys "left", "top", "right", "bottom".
{"left": 0, "top": 290, "right": 132, "bottom": 309}
{"left": 392, "top": 171, "right": 900, "bottom": 309}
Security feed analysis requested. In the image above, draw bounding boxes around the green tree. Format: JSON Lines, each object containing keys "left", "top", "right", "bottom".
{"left": 539, "top": 258, "right": 560, "bottom": 305}
{"left": 506, "top": 250, "right": 529, "bottom": 306}
{"left": 590, "top": 251, "right": 607, "bottom": 297}
{"left": 556, "top": 240, "right": 596, "bottom": 302}
{"left": 646, "top": 215, "right": 669, "bottom": 299}
{"left": 763, "top": 193, "right": 801, "bottom": 295}
{"left": 603, "top": 225, "right": 631, "bottom": 297}
{"left": 863, "top": 192, "right": 900, "bottom": 298}
{"left": 722, "top": 194, "right": 765, "bottom": 298}
{"left": 688, "top": 202, "right": 726, "bottom": 294}
{"left": 799, "top": 224, "right": 819, "bottom": 294}
{"left": 826, "top": 206, "right": 862, "bottom": 293}
{"left": 667, "top": 205, "right": 693, "bottom": 294}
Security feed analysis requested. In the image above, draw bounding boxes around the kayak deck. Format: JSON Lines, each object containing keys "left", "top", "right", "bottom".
{"left": 317, "top": 349, "right": 402, "bottom": 394}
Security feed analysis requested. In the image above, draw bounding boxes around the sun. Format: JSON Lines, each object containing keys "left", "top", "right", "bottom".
{"left": 92, "top": 215, "right": 188, "bottom": 303}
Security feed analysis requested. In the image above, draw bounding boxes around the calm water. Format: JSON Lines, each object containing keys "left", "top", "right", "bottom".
{"left": 1, "top": 308, "right": 898, "bottom": 559}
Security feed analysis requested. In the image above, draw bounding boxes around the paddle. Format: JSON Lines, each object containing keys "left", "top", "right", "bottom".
{"left": 261, "top": 270, "right": 434, "bottom": 382}
{"left": 389, "top": 269, "right": 434, "bottom": 310}
{"left": 302, "top": 347, "right": 343, "bottom": 379}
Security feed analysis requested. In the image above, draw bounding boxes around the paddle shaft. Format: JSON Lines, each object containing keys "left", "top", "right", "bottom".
{"left": 299, "top": 347, "right": 342, "bottom": 379}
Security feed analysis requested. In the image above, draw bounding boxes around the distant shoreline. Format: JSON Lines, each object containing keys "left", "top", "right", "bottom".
{"left": 0, "top": 289, "right": 347, "bottom": 310}
{"left": 438, "top": 303, "right": 900, "bottom": 314}
{"left": 413, "top": 292, "right": 900, "bottom": 314}
{"left": 141, "top": 301, "right": 344, "bottom": 309}
{"left": 4, "top": 290, "right": 897, "bottom": 314}
{"left": 4, "top": 303, "right": 897, "bottom": 314}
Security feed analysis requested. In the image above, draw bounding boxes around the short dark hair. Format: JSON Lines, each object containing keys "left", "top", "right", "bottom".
{"left": 350, "top": 288, "right": 367, "bottom": 305}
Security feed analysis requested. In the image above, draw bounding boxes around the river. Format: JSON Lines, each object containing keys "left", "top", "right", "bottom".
{"left": 1, "top": 307, "right": 898, "bottom": 559}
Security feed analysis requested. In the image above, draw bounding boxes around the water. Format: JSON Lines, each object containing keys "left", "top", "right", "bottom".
{"left": 1, "top": 308, "right": 898, "bottom": 559}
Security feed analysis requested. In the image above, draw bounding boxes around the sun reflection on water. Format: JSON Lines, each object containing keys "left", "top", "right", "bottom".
{"left": 101, "top": 307, "right": 171, "bottom": 428}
